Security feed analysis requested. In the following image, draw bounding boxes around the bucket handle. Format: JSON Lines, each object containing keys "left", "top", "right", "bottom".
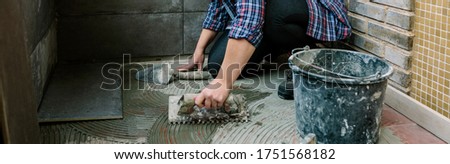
{"left": 291, "top": 46, "right": 310, "bottom": 56}
{"left": 291, "top": 47, "right": 382, "bottom": 82}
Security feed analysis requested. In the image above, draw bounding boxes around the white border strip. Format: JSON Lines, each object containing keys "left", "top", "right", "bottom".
{"left": 385, "top": 86, "right": 450, "bottom": 143}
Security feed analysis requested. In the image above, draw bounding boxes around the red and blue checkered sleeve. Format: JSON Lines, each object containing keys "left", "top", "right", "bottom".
{"left": 202, "top": 1, "right": 230, "bottom": 32}
{"left": 228, "top": 0, "right": 265, "bottom": 47}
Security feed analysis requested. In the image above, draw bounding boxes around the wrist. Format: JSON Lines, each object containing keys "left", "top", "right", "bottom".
{"left": 194, "top": 47, "right": 205, "bottom": 54}
{"left": 211, "top": 78, "right": 233, "bottom": 90}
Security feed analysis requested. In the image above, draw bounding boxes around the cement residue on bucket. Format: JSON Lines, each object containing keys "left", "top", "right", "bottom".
{"left": 289, "top": 48, "right": 393, "bottom": 144}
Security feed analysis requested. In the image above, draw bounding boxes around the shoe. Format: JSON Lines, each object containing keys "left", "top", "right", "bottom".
{"left": 278, "top": 69, "right": 294, "bottom": 100}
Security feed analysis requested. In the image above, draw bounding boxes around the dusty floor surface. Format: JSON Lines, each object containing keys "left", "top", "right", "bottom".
{"left": 39, "top": 60, "right": 303, "bottom": 144}
{"left": 39, "top": 59, "right": 445, "bottom": 144}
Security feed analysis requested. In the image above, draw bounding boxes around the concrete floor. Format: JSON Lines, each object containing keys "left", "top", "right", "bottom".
{"left": 39, "top": 59, "right": 446, "bottom": 144}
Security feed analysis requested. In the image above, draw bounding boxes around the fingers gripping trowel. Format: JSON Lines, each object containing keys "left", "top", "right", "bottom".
{"left": 136, "top": 63, "right": 211, "bottom": 85}
{"left": 168, "top": 94, "right": 249, "bottom": 124}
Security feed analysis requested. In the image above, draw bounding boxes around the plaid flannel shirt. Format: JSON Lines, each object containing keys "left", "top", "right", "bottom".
{"left": 202, "top": 0, "right": 265, "bottom": 47}
{"left": 202, "top": 0, "right": 351, "bottom": 46}
{"left": 306, "top": 0, "right": 352, "bottom": 41}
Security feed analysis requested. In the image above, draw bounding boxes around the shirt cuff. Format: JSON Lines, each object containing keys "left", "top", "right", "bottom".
{"left": 228, "top": 26, "right": 263, "bottom": 47}
{"left": 202, "top": 22, "right": 226, "bottom": 32}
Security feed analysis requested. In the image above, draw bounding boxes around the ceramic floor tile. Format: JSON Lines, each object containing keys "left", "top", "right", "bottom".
{"left": 381, "top": 105, "right": 415, "bottom": 127}
{"left": 387, "top": 124, "right": 446, "bottom": 144}
{"left": 378, "top": 127, "right": 404, "bottom": 144}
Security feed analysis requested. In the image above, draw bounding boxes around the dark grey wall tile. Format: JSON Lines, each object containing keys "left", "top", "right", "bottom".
{"left": 183, "top": 12, "right": 207, "bottom": 54}
{"left": 57, "top": 0, "right": 182, "bottom": 16}
{"left": 184, "top": 0, "right": 209, "bottom": 12}
{"left": 22, "top": 0, "right": 55, "bottom": 54}
{"left": 30, "top": 23, "right": 58, "bottom": 102}
{"left": 58, "top": 13, "right": 183, "bottom": 61}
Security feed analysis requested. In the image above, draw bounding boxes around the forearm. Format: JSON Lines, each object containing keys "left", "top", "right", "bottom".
{"left": 194, "top": 29, "right": 218, "bottom": 54}
{"left": 215, "top": 39, "right": 255, "bottom": 89}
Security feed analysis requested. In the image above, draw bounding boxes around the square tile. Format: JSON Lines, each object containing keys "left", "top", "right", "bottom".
{"left": 387, "top": 125, "right": 447, "bottom": 144}
{"left": 381, "top": 105, "right": 415, "bottom": 127}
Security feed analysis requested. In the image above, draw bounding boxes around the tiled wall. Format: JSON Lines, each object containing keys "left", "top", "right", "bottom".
{"left": 411, "top": 0, "right": 450, "bottom": 118}
{"left": 57, "top": 0, "right": 210, "bottom": 61}
{"left": 345, "top": 0, "right": 449, "bottom": 118}
{"left": 22, "top": 0, "right": 58, "bottom": 103}
{"left": 345, "top": 0, "right": 415, "bottom": 93}
{"left": 54, "top": 0, "right": 449, "bottom": 118}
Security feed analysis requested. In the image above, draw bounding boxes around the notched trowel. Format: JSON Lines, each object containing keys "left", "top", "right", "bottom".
{"left": 135, "top": 63, "right": 211, "bottom": 85}
{"left": 168, "top": 94, "right": 249, "bottom": 124}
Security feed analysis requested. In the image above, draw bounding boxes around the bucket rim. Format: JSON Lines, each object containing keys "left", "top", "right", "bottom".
{"left": 288, "top": 48, "right": 394, "bottom": 85}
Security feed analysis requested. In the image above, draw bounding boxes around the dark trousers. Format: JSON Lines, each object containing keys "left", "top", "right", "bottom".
{"left": 207, "top": 0, "right": 316, "bottom": 78}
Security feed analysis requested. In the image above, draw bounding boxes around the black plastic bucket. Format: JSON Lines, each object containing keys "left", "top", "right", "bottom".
{"left": 289, "top": 48, "right": 394, "bottom": 144}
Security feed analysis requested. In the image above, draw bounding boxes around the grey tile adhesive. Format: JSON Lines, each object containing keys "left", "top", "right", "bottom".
{"left": 40, "top": 62, "right": 308, "bottom": 144}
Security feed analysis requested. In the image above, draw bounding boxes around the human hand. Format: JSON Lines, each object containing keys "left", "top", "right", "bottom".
{"left": 176, "top": 51, "right": 204, "bottom": 72}
{"left": 194, "top": 79, "right": 230, "bottom": 109}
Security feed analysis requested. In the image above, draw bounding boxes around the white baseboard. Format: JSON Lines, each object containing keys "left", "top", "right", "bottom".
{"left": 385, "top": 86, "right": 450, "bottom": 143}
